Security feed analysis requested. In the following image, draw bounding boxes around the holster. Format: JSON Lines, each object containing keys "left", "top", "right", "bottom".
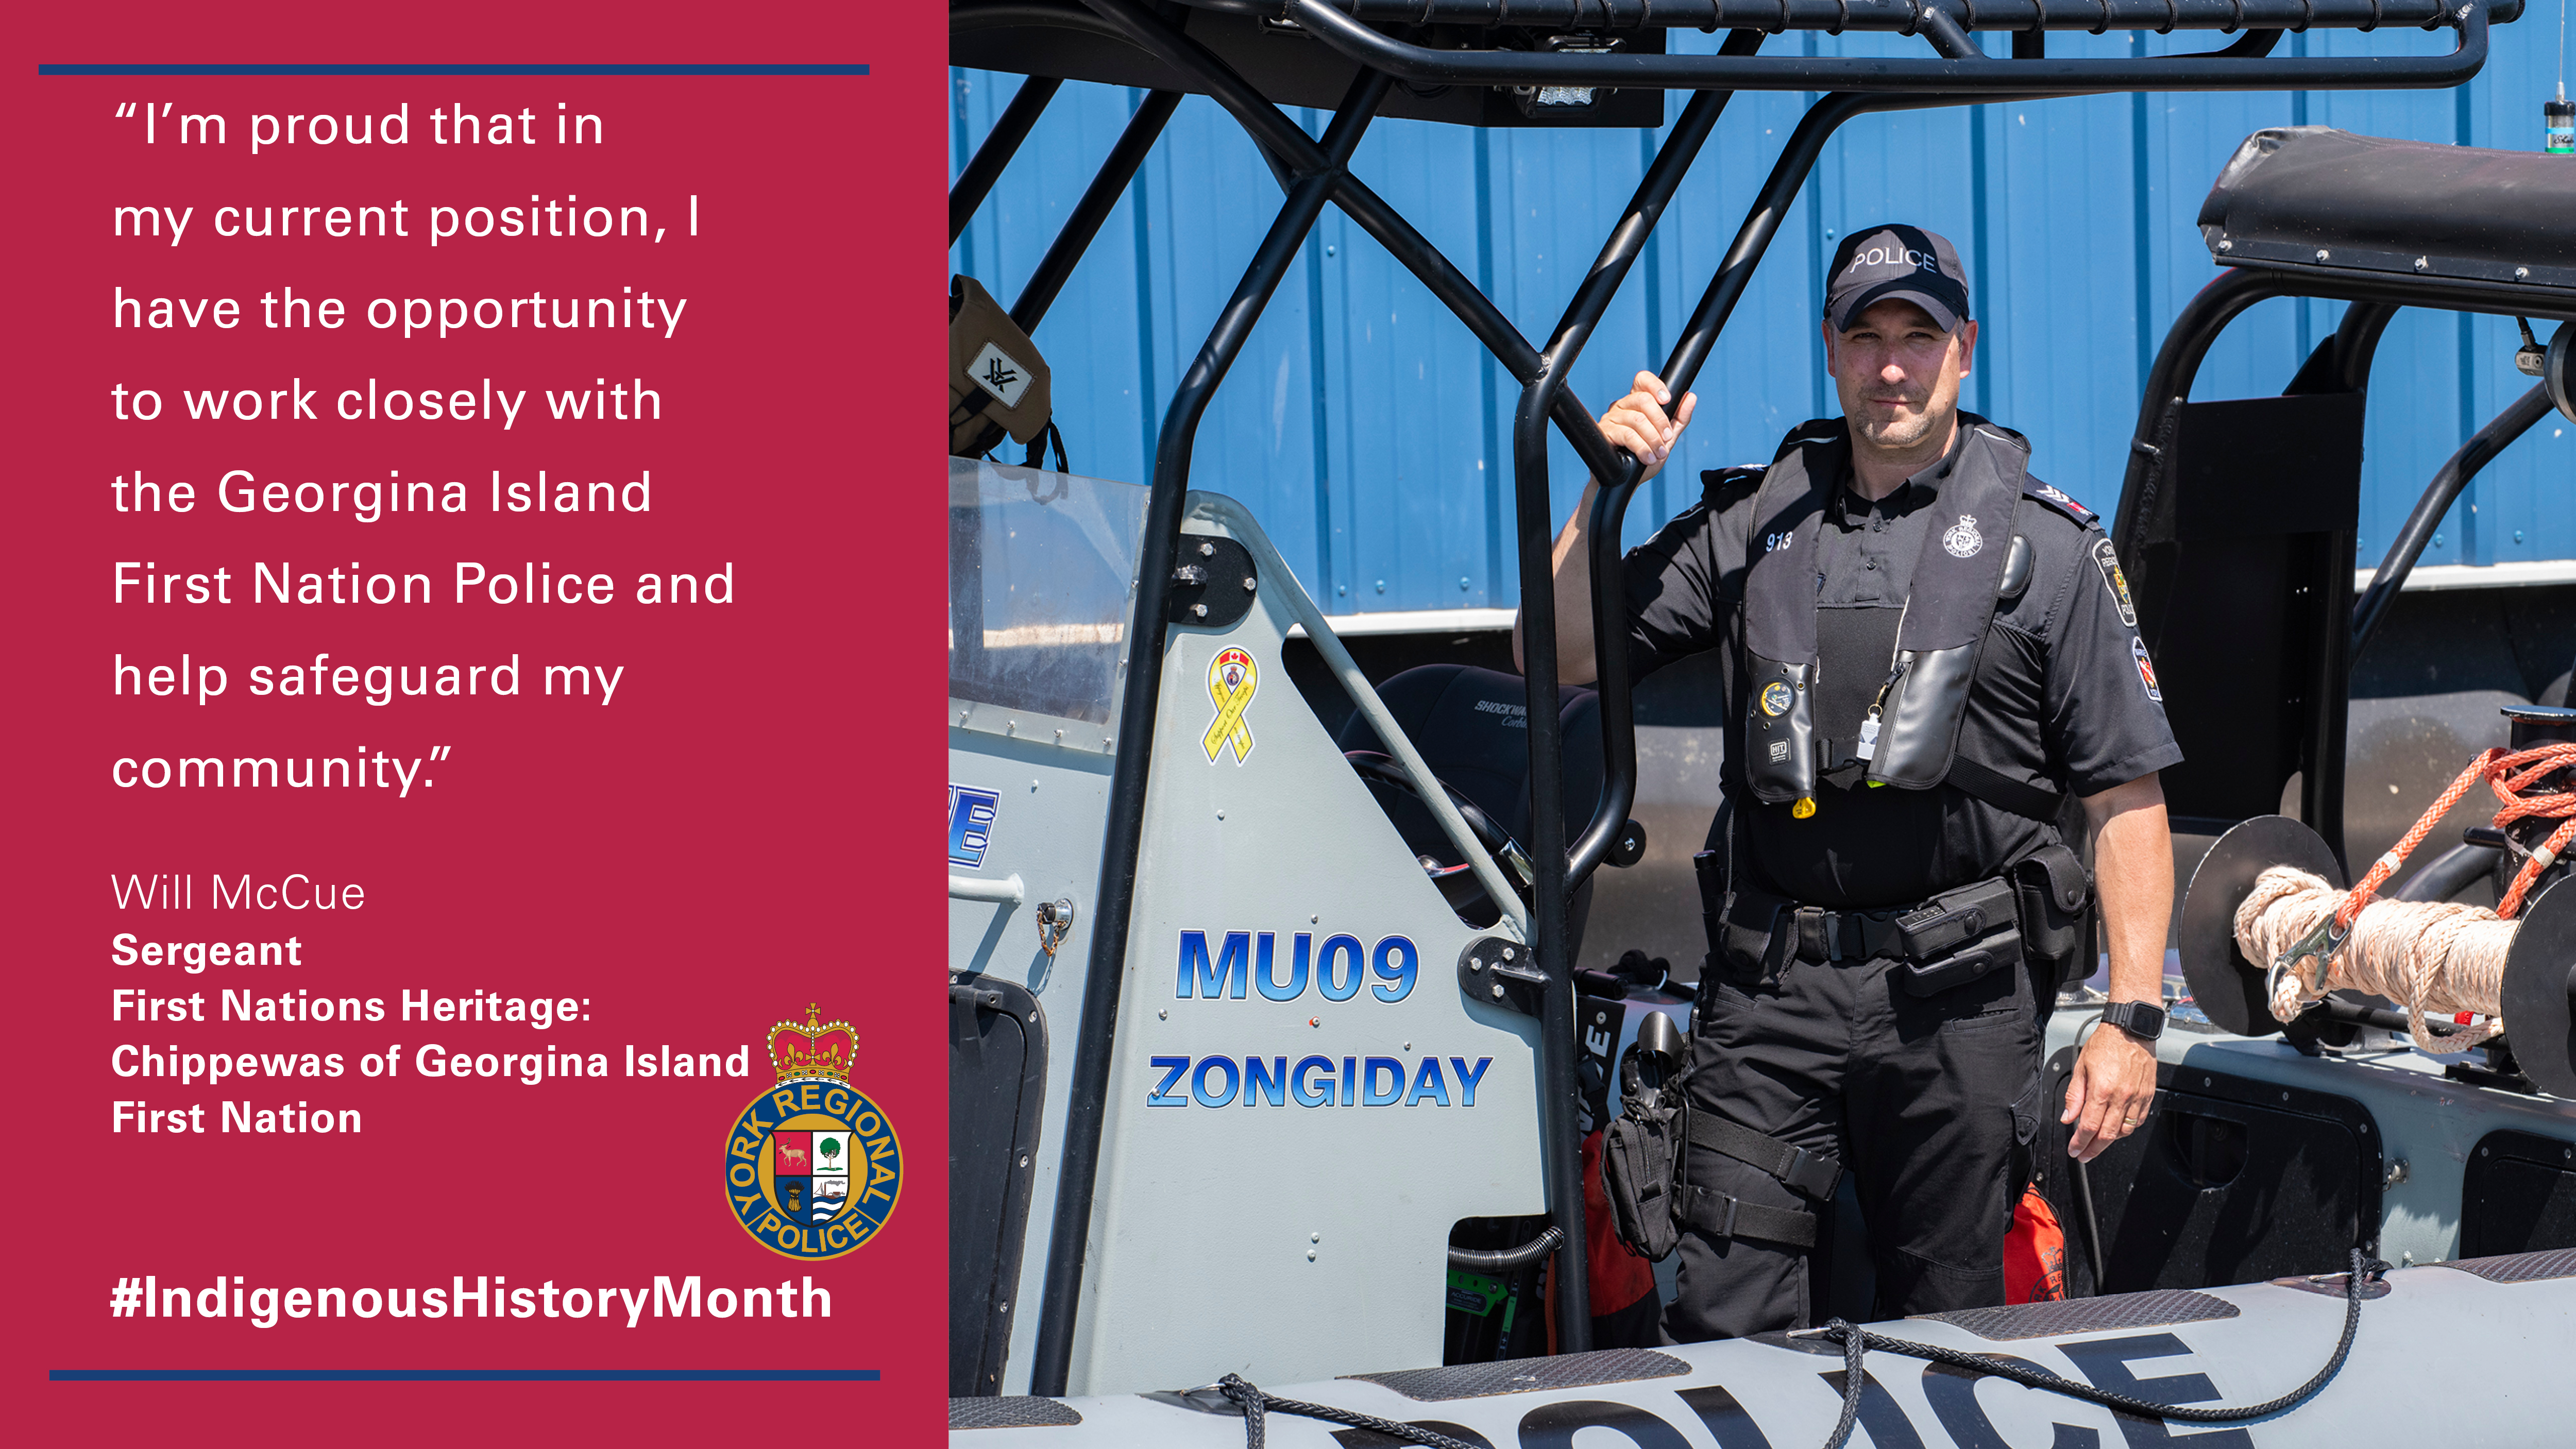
{"left": 1698, "top": 846, "right": 1791, "bottom": 987}
{"left": 2011, "top": 841, "right": 2094, "bottom": 988}
{"left": 1602, "top": 1047, "right": 1690, "bottom": 1262}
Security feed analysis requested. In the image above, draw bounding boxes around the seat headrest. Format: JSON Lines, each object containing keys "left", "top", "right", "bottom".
{"left": 1335, "top": 663, "right": 1603, "bottom": 844}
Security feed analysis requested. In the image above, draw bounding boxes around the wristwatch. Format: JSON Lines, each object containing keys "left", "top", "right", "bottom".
{"left": 2100, "top": 1000, "right": 2167, "bottom": 1042}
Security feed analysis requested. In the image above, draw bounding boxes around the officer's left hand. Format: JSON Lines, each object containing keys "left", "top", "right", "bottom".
{"left": 2062, "top": 1021, "right": 2157, "bottom": 1164}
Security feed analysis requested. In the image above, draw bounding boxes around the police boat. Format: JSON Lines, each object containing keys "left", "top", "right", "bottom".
{"left": 946, "top": 7, "right": 2576, "bottom": 1445}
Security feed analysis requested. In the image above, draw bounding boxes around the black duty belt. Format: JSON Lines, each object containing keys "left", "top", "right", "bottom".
{"left": 1749, "top": 873, "right": 2021, "bottom": 966}
{"left": 1789, "top": 905, "right": 1907, "bottom": 963}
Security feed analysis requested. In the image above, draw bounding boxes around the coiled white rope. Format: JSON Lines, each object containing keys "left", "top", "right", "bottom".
{"left": 2236, "top": 865, "right": 2513, "bottom": 1052}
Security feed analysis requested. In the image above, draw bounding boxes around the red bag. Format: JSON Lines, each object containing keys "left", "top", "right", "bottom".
{"left": 2002, "top": 1184, "right": 2068, "bottom": 1304}
{"left": 1583, "top": 1129, "right": 1658, "bottom": 1315}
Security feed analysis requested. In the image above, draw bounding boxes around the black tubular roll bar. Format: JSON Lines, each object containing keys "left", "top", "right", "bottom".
{"left": 1198, "top": 0, "right": 2515, "bottom": 22}
{"left": 2350, "top": 384, "right": 2555, "bottom": 663}
{"left": 2114, "top": 269, "right": 2570, "bottom": 864}
{"left": 2115, "top": 268, "right": 2377, "bottom": 864}
{"left": 955, "top": 0, "right": 2521, "bottom": 1393}
{"left": 951, "top": 74, "right": 1061, "bottom": 245}
{"left": 1507, "top": 38, "right": 1772, "bottom": 1346}
{"left": 1011, "top": 90, "right": 1181, "bottom": 333}
{"left": 1281, "top": 0, "right": 2493, "bottom": 91}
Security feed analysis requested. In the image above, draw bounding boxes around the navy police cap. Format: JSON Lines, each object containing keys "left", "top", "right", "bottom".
{"left": 1825, "top": 225, "right": 1971, "bottom": 333}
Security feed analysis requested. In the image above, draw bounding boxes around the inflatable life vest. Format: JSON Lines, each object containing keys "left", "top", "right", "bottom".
{"left": 1739, "top": 416, "right": 2030, "bottom": 806}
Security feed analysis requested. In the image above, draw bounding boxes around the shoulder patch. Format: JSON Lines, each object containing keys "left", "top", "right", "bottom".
{"left": 2022, "top": 480, "right": 2098, "bottom": 529}
{"left": 2131, "top": 636, "right": 2163, "bottom": 703}
{"left": 2092, "top": 537, "right": 2139, "bottom": 628}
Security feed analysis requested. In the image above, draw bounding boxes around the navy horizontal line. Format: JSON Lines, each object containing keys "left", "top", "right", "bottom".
{"left": 50, "top": 1368, "right": 881, "bottom": 1382}
{"left": 39, "top": 64, "right": 868, "bottom": 77}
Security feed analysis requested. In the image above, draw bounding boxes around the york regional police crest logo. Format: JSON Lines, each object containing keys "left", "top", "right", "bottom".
{"left": 1942, "top": 513, "right": 1985, "bottom": 559}
{"left": 723, "top": 1003, "right": 903, "bottom": 1260}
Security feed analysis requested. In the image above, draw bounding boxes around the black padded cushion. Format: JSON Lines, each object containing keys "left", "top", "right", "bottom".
{"left": 2198, "top": 128, "right": 2576, "bottom": 291}
{"left": 1336, "top": 664, "right": 1604, "bottom": 844}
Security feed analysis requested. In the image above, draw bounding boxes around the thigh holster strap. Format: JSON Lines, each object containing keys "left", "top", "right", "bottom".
{"left": 1677, "top": 1182, "right": 1818, "bottom": 1250}
{"left": 1687, "top": 1112, "right": 1843, "bottom": 1200}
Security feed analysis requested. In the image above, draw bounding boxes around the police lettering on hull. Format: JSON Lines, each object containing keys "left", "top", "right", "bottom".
{"left": 948, "top": 784, "right": 1000, "bottom": 867}
{"left": 981, "top": 1258, "right": 2576, "bottom": 1447}
{"left": 1158, "top": 928, "right": 1487, "bottom": 1110}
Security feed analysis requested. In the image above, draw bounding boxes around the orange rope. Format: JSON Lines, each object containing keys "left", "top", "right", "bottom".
{"left": 2492, "top": 742, "right": 2576, "bottom": 918}
{"left": 2337, "top": 741, "right": 2576, "bottom": 929}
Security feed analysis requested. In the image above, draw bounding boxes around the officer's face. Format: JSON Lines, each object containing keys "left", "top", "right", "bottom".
{"left": 1824, "top": 300, "right": 1978, "bottom": 455}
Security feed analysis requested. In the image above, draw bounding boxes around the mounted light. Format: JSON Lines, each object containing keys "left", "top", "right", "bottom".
{"left": 2548, "top": 322, "right": 2576, "bottom": 423}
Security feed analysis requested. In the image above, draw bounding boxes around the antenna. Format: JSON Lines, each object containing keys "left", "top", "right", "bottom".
{"left": 2553, "top": 0, "right": 2574, "bottom": 155}
{"left": 2556, "top": 0, "right": 2575, "bottom": 152}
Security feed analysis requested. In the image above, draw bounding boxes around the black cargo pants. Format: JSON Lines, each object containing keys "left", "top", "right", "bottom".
{"left": 1662, "top": 947, "right": 2043, "bottom": 1341}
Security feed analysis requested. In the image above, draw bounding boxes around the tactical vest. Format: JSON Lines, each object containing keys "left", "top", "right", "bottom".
{"left": 1738, "top": 416, "right": 2059, "bottom": 824}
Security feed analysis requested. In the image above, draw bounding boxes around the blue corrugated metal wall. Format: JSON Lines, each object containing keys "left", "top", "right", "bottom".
{"left": 953, "top": 28, "right": 2576, "bottom": 614}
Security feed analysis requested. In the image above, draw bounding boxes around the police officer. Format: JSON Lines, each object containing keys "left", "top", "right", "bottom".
{"left": 1518, "top": 225, "right": 2177, "bottom": 1337}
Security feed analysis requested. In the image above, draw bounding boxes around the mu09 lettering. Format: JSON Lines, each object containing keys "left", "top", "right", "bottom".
{"left": 1147, "top": 1053, "right": 1490, "bottom": 1109}
{"left": 1176, "top": 930, "right": 1417, "bottom": 1004}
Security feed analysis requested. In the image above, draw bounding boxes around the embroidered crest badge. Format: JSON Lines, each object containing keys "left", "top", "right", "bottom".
{"left": 2132, "top": 637, "right": 2164, "bottom": 704}
{"left": 2092, "top": 538, "right": 2139, "bottom": 628}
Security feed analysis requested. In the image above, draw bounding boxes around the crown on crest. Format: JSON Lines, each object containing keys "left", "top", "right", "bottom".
{"left": 768, "top": 1003, "right": 858, "bottom": 1085}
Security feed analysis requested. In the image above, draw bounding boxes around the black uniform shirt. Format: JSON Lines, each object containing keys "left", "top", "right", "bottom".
{"left": 1619, "top": 421, "right": 2183, "bottom": 909}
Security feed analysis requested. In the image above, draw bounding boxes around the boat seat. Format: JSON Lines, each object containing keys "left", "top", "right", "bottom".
{"left": 1336, "top": 663, "right": 1604, "bottom": 949}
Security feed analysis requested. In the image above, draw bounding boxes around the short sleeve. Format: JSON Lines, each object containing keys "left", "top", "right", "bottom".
{"left": 2043, "top": 532, "right": 2184, "bottom": 796}
{"left": 1619, "top": 498, "right": 1724, "bottom": 681}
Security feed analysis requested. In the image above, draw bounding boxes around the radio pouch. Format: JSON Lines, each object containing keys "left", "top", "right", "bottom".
{"left": 1899, "top": 926, "right": 2022, "bottom": 998}
{"left": 1602, "top": 1045, "right": 1691, "bottom": 1262}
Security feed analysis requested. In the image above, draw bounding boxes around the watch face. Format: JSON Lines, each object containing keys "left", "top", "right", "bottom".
{"left": 2110, "top": 1002, "right": 2164, "bottom": 1038}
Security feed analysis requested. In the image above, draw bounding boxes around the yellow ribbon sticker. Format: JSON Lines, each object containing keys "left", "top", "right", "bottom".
{"left": 1202, "top": 647, "right": 1258, "bottom": 763}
